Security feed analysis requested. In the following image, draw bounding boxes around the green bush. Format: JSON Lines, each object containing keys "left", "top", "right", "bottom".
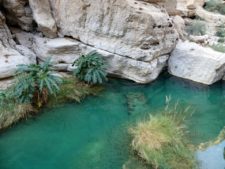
{"left": 186, "top": 21, "right": 206, "bottom": 36}
{"left": 48, "top": 76, "right": 103, "bottom": 106}
{"left": 216, "top": 26, "right": 225, "bottom": 37}
{"left": 14, "top": 58, "right": 62, "bottom": 107}
{"left": 0, "top": 88, "right": 35, "bottom": 129}
{"left": 205, "top": 0, "right": 225, "bottom": 14}
{"left": 129, "top": 106, "right": 197, "bottom": 169}
{"left": 73, "top": 51, "right": 107, "bottom": 84}
{"left": 210, "top": 43, "right": 225, "bottom": 53}
{"left": 218, "top": 37, "right": 225, "bottom": 43}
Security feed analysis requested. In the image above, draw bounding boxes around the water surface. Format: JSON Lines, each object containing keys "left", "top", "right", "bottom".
{"left": 0, "top": 74, "right": 225, "bottom": 169}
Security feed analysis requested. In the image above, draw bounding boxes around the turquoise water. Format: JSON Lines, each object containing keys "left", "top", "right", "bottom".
{"left": 0, "top": 74, "right": 225, "bottom": 169}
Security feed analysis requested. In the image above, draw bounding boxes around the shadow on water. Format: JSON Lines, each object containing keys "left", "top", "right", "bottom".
{"left": 0, "top": 73, "right": 224, "bottom": 169}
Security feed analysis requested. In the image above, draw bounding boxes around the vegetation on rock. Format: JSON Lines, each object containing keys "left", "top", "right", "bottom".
{"left": 73, "top": 51, "right": 108, "bottom": 84}
{"left": 216, "top": 26, "right": 225, "bottom": 37}
{"left": 186, "top": 20, "right": 206, "bottom": 36}
{"left": 210, "top": 43, "right": 225, "bottom": 53}
{"left": 205, "top": 0, "right": 225, "bottom": 15}
{"left": 48, "top": 76, "right": 103, "bottom": 106}
{"left": 129, "top": 105, "right": 197, "bottom": 169}
{"left": 0, "top": 57, "right": 105, "bottom": 129}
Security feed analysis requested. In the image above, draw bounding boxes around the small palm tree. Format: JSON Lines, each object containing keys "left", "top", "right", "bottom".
{"left": 14, "top": 58, "right": 62, "bottom": 107}
{"left": 72, "top": 51, "right": 107, "bottom": 84}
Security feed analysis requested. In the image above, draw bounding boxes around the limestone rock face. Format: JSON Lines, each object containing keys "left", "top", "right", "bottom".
{"left": 50, "top": 0, "right": 178, "bottom": 62}
{"left": 168, "top": 41, "right": 225, "bottom": 85}
{"left": 32, "top": 36, "right": 169, "bottom": 83}
{"left": 0, "top": 11, "right": 36, "bottom": 79}
{"left": 0, "top": 0, "right": 179, "bottom": 83}
{"left": 2, "top": 0, "right": 33, "bottom": 31}
{"left": 172, "top": 15, "right": 185, "bottom": 39}
{"left": 29, "top": 0, "right": 57, "bottom": 38}
{"left": 158, "top": 0, "right": 205, "bottom": 16}
{"left": 0, "top": 12, "right": 15, "bottom": 47}
{"left": 43, "top": 0, "right": 178, "bottom": 83}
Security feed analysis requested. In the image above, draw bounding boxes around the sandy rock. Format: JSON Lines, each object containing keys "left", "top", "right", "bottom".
{"left": 168, "top": 41, "right": 225, "bottom": 85}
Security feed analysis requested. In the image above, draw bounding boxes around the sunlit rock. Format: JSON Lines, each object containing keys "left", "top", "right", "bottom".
{"left": 169, "top": 40, "right": 225, "bottom": 85}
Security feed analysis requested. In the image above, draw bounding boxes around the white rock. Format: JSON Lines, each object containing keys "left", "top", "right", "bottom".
{"left": 50, "top": 0, "right": 178, "bottom": 62}
{"left": 168, "top": 41, "right": 225, "bottom": 85}
{"left": 0, "top": 42, "right": 36, "bottom": 79}
{"left": 0, "top": 11, "right": 36, "bottom": 79}
{"left": 29, "top": 0, "right": 57, "bottom": 38}
{"left": 33, "top": 36, "right": 81, "bottom": 65}
{"left": 33, "top": 36, "right": 168, "bottom": 83}
{"left": 196, "top": 6, "right": 225, "bottom": 26}
{"left": 172, "top": 15, "right": 186, "bottom": 39}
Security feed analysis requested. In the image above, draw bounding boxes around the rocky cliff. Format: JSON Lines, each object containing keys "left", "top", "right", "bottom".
{"left": 1, "top": 0, "right": 225, "bottom": 86}
{"left": 0, "top": 0, "right": 179, "bottom": 84}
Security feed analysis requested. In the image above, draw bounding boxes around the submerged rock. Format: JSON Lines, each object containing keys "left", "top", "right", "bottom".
{"left": 168, "top": 41, "right": 225, "bottom": 85}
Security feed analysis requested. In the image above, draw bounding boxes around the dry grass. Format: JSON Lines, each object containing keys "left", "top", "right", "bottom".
{"left": 47, "top": 76, "right": 104, "bottom": 106}
{"left": 129, "top": 105, "right": 197, "bottom": 169}
{"left": 0, "top": 103, "right": 35, "bottom": 129}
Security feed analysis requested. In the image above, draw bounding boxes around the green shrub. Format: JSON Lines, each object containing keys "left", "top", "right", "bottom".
{"left": 210, "top": 43, "right": 225, "bottom": 53}
{"left": 216, "top": 26, "right": 225, "bottom": 37}
{"left": 205, "top": 0, "right": 225, "bottom": 14}
{"left": 129, "top": 106, "right": 197, "bottom": 169}
{"left": 73, "top": 51, "right": 107, "bottom": 84}
{"left": 14, "top": 58, "right": 62, "bottom": 107}
{"left": 48, "top": 76, "right": 103, "bottom": 106}
{"left": 0, "top": 88, "right": 35, "bottom": 129}
{"left": 218, "top": 37, "right": 225, "bottom": 43}
{"left": 186, "top": 21, "right": 206, "bottom": 36}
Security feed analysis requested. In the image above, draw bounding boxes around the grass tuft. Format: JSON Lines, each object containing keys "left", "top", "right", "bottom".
{"left": 186, "top": 20, "right": 206, "bottom": 36}
{"left": 129, "top": 104, "right": 197, "bottom": 169}
{"left": 47, "top": 76, "right": 103, "bottom": 106}
{"left": 205, "top": 0, "right": 225, "bottom": 15}
{"left": 210, "top": 43, "right": 225, "bottom": 53}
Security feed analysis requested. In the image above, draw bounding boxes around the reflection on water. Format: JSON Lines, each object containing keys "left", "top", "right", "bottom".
{"left": 0, "top": 73, "right": 224, "bottom": 169}
{"left": 197, "top": 141, "right": 225, "bottom": 169}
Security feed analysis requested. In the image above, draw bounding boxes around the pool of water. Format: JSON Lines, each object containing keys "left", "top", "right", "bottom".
{"left": 0, "top": 73, "right": 225, "bottom": 169}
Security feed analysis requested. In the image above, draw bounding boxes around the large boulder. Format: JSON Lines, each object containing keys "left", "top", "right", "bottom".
{"left": 45, "top": 0, "right": 178, "bottom": 83}
{"left": 32, "top": 36, "right": 168, "bottom": 84}
{"left": 168, "top": 41, "right": 225, "bottom": 85}
{"left": 49, "top": 0, "right": 178, "bottom": 62}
